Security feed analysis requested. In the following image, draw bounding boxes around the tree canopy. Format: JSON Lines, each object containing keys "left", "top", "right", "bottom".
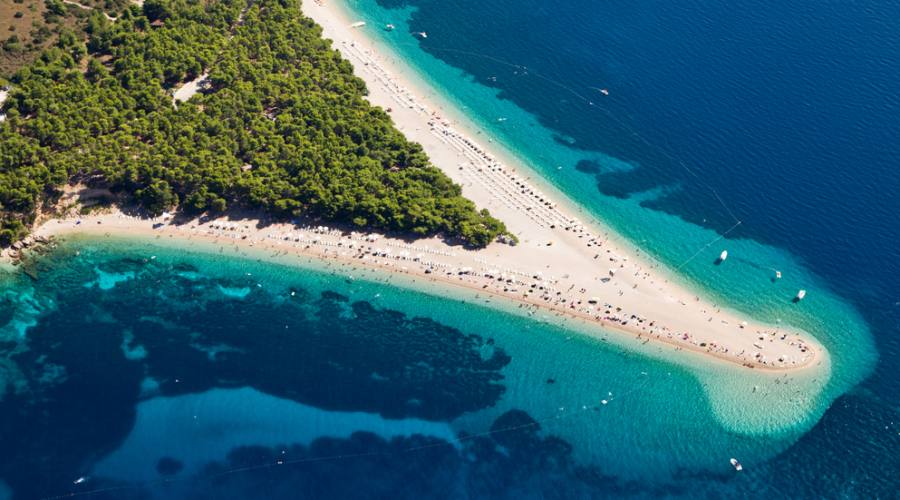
{"left": 0, "top": 0, "right": 508, "bottom": 247}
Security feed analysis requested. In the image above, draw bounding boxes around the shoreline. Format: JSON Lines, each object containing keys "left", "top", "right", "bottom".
{"left": 300, "top": 1, "right": 826, "bottom": 372}
{"left": 1, "top": 0, "right": 829, "bottom": 374}
{"left": 9, "top": 209, "right": 824, "bottom": 373}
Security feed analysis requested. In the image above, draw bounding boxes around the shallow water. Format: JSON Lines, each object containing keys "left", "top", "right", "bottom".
{"left": 0, "top": 236, "right": 866, "bottom": 498}
{"left": 334, "top": 0, "right": 897, "bottom": 494}
{"left": 1, "top": 0, "right": 898, "bottom": 495}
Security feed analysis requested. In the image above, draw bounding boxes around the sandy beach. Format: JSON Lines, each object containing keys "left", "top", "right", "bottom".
{"left": 2, "top": 1, "right": 829, "bottom": 373}
{"left": 304, "top": 1, "right": 824, "bottom": 370}
{"left": 11, "top": 193, "right": 822, "bottom": 373}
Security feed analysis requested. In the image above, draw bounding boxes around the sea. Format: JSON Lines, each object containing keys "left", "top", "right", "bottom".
{"left": 1, "top": 0, "right": 898, "bottom": 498}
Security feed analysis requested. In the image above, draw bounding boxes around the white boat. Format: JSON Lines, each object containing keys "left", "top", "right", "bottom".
{"left": 385, "top": 23, "right": 395, "bottom": 31}
{"left": 719, "top": 250, "right": 728, "bottom": 262}
{"left": 775, "top": 270, "right": 782, "bottom": 279}
{"left": 416, "top": 31, "right": 428, "bottom": 38}
{"left": 350, "top": 21, "right": 366, "bottom": 28}
{"left": 796, "top": 289, "right": 807, "bottom": 301}
{"left": 73, "top": 476, "right": 89, "bottom": 485}
{"left": 600, "top": 88, "right": 609, "bottom": 96}
{"left": 730, "top": 458, "right": 743, "bottom": 471}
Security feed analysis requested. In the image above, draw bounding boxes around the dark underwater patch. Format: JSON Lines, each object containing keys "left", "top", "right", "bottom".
{"left": 0, "top": 248, "right": 512, "bottom": 498}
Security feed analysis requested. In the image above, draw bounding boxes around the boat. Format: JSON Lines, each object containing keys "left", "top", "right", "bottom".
{"left": 719, "top": 250, "right": 728, "bottom": 262}
{"left": 416, "top": 31, "right": 428, "bottom": 38}
{"left": 775, "top": 270, "right": 782, "bottom": 279}
{"left": 730, "top": 458, "right": 743, "bottom": 471}
{"left": 795, "top": 289, "right": 807, "bottom": 301}
{"left": 600, "top": 88, "right": 609, "bottom": 96}
{"left": 73, "top": 476, "right": 89, "bottom": 485}
{"left": 385, "top": 23, "right": 395, "bottom": 31}
{"left": 350, "top": 21, "right": 366, "bottom": 28}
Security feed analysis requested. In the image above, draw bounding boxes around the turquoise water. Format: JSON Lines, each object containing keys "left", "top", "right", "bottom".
{"left": 1, "top": 0, "right": 897, "bottom": 495}
{"left": 330, "top": 0, "right": 896, "bottom": 494}
{"left": 335, "top": 0, "right": 877, "bottom": 427}
{"left": 0, "top": 236, "right": 863, "bottom": 498}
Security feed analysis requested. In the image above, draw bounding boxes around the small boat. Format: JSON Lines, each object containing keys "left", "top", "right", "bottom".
{"left": 719, "top": 250, "right": 728, "bottom": 262}
{"left": 350, "top": 21, "right": 366, "bottom": 28}
{"left": 73, "top": 476, "right": 89, "bottom": 485}
{"left": 600, "top": 88, "right": 609, "bottom": 96}
{"left": 795, "top": 289, "right": 807, "bottom": 301}
{"left": 730, "top": 458, "right": 743, "bottom": 471}
{"left": 416, "top": 31, "right": 428, "bottom": 38}
{"left": 775, "top": 270, "right": 782, "bottom": 279}
{"left": 385, "top": 23, "right": 395, "bottom": 31}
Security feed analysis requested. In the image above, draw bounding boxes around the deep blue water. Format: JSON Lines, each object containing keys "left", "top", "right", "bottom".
{"left": 370, "top": 0, "right": 900, "bottom": 328}
{"left": 341, "top": 0, "right": 900, "bottom": 495}
{"left": 1, "top": 0, "right": 899, "bottom": 497}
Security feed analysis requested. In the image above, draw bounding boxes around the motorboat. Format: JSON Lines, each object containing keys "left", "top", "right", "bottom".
{"left": 730, "top": 458, "right": 743, "bottom": 471}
